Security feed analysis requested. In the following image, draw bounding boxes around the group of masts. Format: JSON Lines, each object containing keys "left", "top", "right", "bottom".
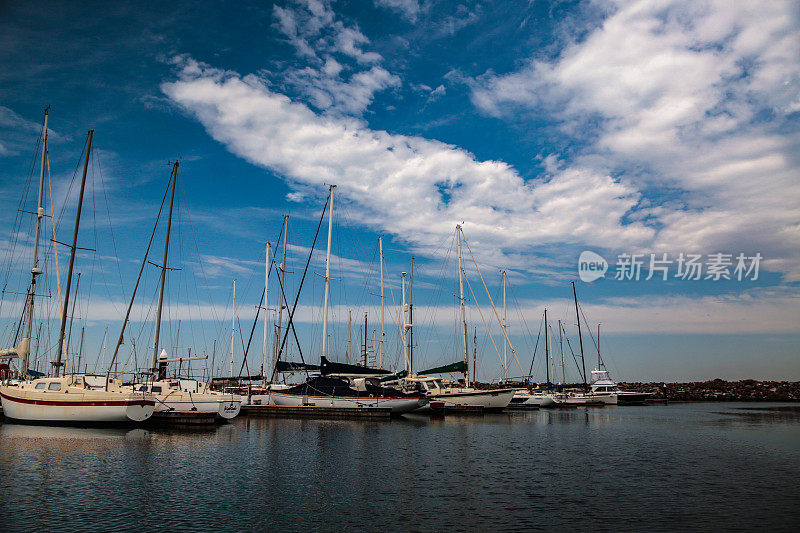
{"left": 9, "top": 110, "right": 598, "bottom": 389}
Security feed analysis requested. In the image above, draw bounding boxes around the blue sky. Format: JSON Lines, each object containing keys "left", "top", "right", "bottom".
{"left": 1, "top": 0, "right": 798, "bottom": 381}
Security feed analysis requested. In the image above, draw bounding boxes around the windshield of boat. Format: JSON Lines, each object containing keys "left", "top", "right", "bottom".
{"left": 422, "top": 379, "right": 444, "bottom": 390}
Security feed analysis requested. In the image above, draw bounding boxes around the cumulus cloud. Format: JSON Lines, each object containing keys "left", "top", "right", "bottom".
{"left": 162, "top": 57, "right": 652, "bottom": 273}
{"left": 469, "top": 0, "right": 800, "bottom": 279}
{"left": 270, "top": 0, "right": 397, "bottom": 115}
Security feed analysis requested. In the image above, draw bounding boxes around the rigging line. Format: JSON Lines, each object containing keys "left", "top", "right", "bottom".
{"left": 237, "top": 288, "right": 264, "bottom": 379}
{"left": 95, "top": 148, "right": 127, "bottom": 306}
{"left": 236, "top": 315, "right": 253, "bottom": 379}
{"left": 107, "top": 172, "right": 172, "bottom": 373}
{"left": 578, "top": 300, "right": 600, "bottom": 355}
{"left": 527, "top": 310, "right": 544, "bottom": 378}
{"left": 46, "top": 148, "right": 64, "bottom": 332}
{"left": 461, "top": 267, "right": 506, "bottom": 373}
{"left": 505, "top": 279, "right": 539, "bottom": 377}
{"left": 271, "top": 191, "right": 330, "bottom": 383}
{"left": 460, "top": 232, "right": 526, "bottom": 376}
{"left": 270, "top": 251, "right": 308, "bottom": 374}
{"left": 0, "top": 125, "right": 44, "bottom": 322}
{"left": 181, "top": 183, "right": 225, "bottom": 339}
{"left": 561, "top": 323, "right": 585, "bottom": 383}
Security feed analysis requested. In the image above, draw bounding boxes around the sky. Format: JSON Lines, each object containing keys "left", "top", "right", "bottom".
{"left": 0, "top": 0, "right": 798, "bottom": 382}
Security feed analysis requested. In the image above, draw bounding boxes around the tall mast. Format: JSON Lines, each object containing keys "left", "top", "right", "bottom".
{"left": 54, "top": 130, "right": 93, "bottom": 377}
{"left": 473, "top": 327, "right": 477, "bottom": 383}
{"left": 456, "top": 225, "right": 469, "bottom": 387}
{"left": 559, "top": 319, "right": 565, "bottom": 384}
{"left": 150, "top": 160, "right": 178, "bottom": 373}
{"left": 550, "top": 322, "right": 556, "bottom": 385}
{"left": 544, "top": 308, "right": 549, "bottom": 386}
{"left": 347, "top": 309, "right": 352, "bottom": 364}
{"left": 401, "top": 271, "right": 409, "bottom": 373}
{"left": 572, "top": 281, "right": 587, "bottom": 390}
{"left": 379, "top": 235, "right": 385, "bottom": 369}
{"left": 408, "top": 257, "right": 414, "bottom": 373}
{"left": 274, "top": 215, "right": 288, "bottom": 373}
{"left": 502, "top": 270, "right": 507, "bottom": 382}
{"left": 597, "top": 323, "right": 601, "bottom": 369}
{"left": 321, "top": 184, "right": 335, "bottom": 360}
{"left": 363, "top": 313, "right": 368, "bottom": 366}
{"left": 23, "top": 107, "right": 49, "bottom": 375}
{"left": 230, "top": 279, "right": 235, "bottom": 377}
{"left": 262, "top": 242, "right": 270, "bottom": 385}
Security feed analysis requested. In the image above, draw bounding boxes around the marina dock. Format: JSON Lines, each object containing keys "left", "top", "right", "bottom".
{"left": 241, "top": 404, "right": 392, "bottom": 420}
{"left": 505, "top": 403, "right": 540, "bottom": 411}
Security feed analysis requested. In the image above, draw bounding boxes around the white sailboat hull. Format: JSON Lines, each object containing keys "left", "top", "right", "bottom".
{"left": 523, "top": 393, "right": 558, "bottom": 407}
{"left": 269, "top": 392, "right": 426, "bottom": 414}
{"left": 0, "top": 386, "right": 154, "bottom": 423}
{"left": 153, "top": 394, "right": 241, "bottom": 419}
{"left": 429, "top": 388, "right": 515, "bottom": 411}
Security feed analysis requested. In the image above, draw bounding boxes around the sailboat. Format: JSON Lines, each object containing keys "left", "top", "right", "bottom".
{"left": 133, "top": 350, "right": 242, "bottom": 419}
{"left": 401, "top": 225, "right": 515, "bottom": 412}
{"left": 268, "top": 185, "right": 427, "bottom": 415}
{"left": 113, "top": 161, "right": 240, "bottom": 420}
{"left": 0, "top": 118, "right": 155, "bottom": 424}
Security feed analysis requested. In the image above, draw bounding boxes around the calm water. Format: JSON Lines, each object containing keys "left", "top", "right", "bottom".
{"left": 1, "top": 403, "right": 799, "bottom": 531}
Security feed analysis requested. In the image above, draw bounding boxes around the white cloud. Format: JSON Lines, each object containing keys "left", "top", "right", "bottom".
{"left": 0, "top": 106, "right": 63, "bottom": 158}
{"left": 283, "top": 63, "right": 400, "bottom": 115}
{"left": 270, "top": 0, "right": 396, "bottom": 115}
{"left": 468, "top": 0, "right": 800, "bottom": 279}
{"left": 162, "top": 57, "right": 652, "bottom": 274}
{"left": 375, "top": 0, "right": 422, "bottom": 24}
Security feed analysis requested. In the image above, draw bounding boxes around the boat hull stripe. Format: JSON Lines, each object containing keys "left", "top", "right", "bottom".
{"left": 0, "top": 391, "right": 153, "bottom": 407}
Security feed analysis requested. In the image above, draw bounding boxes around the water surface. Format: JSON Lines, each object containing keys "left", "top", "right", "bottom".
{"left": 1, "top": 403, "right": 798, "bottom": 531}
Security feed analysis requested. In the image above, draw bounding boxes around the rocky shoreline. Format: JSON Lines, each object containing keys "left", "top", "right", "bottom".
{"left": 619, "top": 379, "right": 800, "bottom": 402}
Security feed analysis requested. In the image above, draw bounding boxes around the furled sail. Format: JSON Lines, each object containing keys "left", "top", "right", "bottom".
{"left": 417, "top": 361, "right": 468, "bottom": 375}
{"left": 320, "top": 356, "right": 392, "bottom": 377}
{"left": 0, "top": 338, "right": 29, "bottom": 360}
{"left": 275, "top": 360, "right": 321, "bottom": 373}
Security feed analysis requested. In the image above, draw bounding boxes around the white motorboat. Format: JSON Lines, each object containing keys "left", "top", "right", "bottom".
{"left": 585, "top": 369, "right": 650, "bottom": 405}
{"left": 0, "top": 375, "right": 154, "bottom": 424}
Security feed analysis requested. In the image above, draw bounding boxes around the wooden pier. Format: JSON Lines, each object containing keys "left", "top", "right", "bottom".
{"left": 147, "top": 410, "right": 218, "bottom": 427}
{"left": 506, "top": 403, "right": 540, "bottom": 411}
{"left": 241, "top": 404, "right": 392, "bottom": 420}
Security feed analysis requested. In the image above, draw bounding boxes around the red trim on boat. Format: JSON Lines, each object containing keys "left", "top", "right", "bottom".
{"left": 0, "top": 390, "right": 154, "bottom": 407}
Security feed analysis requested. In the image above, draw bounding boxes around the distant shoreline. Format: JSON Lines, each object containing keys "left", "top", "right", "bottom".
{"left": 618, "top": 379, "right": 800, "bottom": 402}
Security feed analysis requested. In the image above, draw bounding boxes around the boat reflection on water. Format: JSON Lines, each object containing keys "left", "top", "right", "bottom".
{"left": 0, "top": 421, "right": 150, "bottom": 441}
